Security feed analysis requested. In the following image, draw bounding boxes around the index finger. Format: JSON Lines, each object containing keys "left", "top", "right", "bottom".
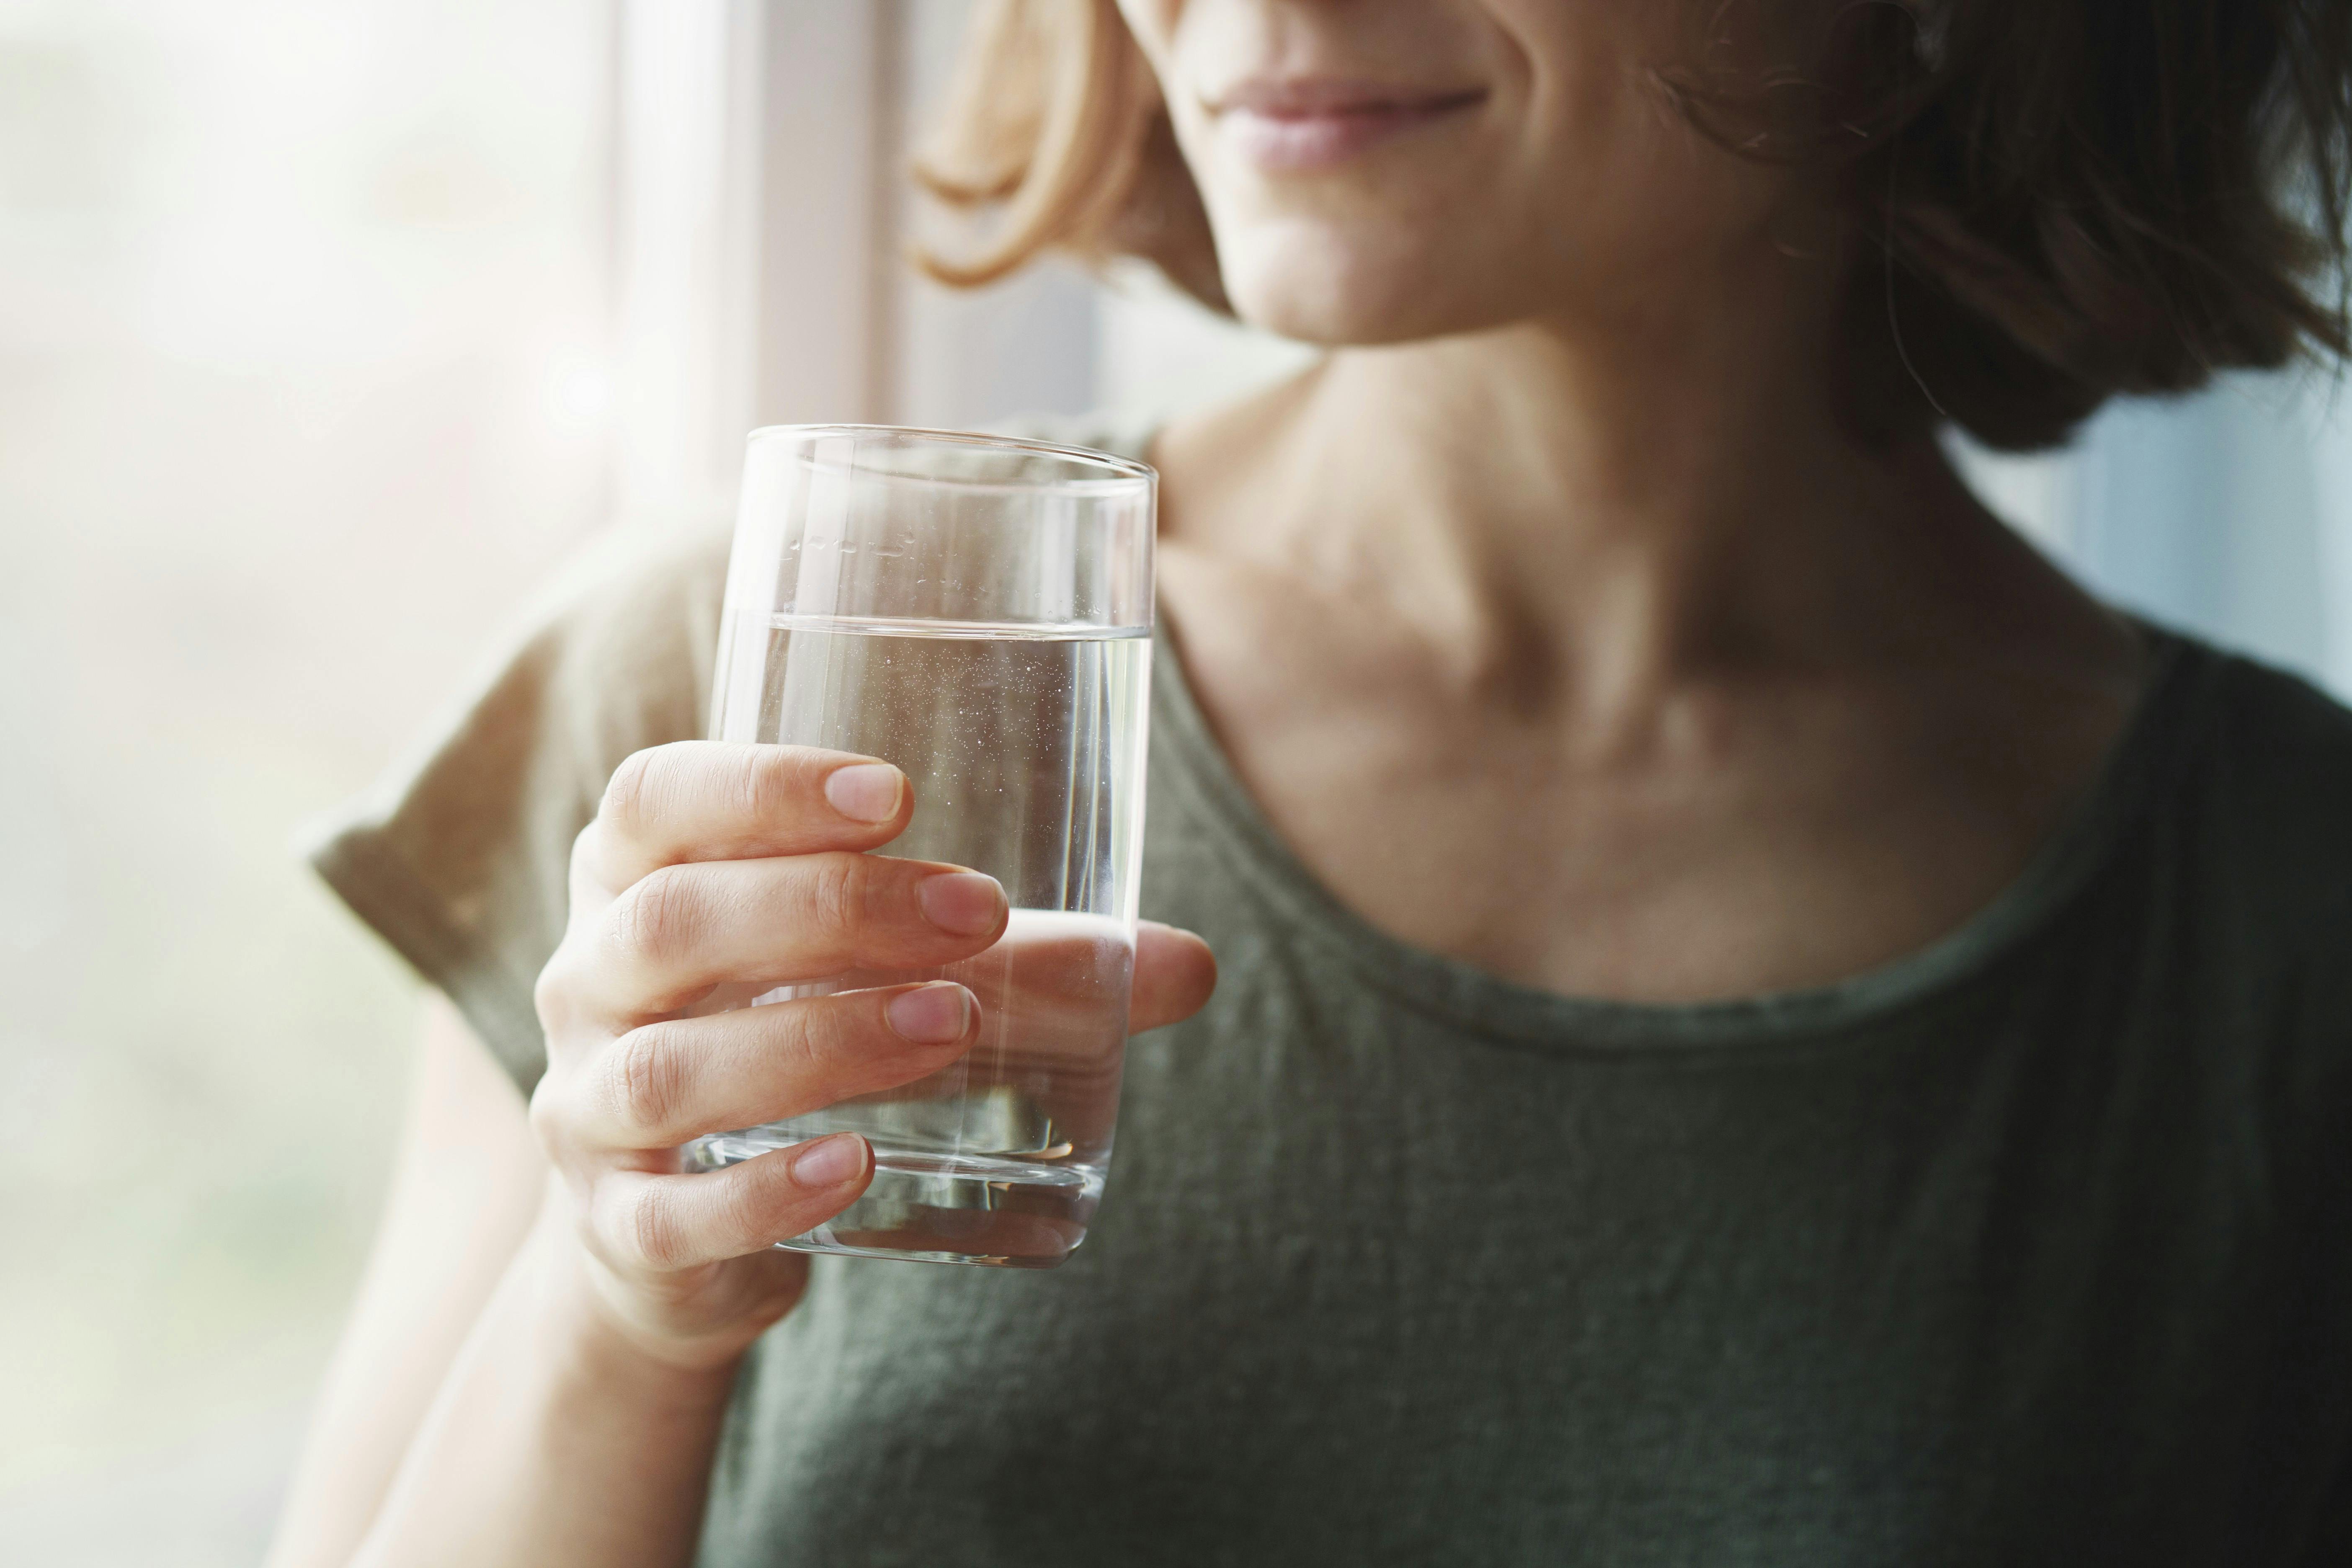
{"left": 584, "top": 741, "right": 913, "bottom": 892}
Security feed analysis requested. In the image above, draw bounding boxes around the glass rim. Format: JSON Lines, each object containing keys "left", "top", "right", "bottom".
{"left": 744, "top": 423, "right": 1156, "bottom": 497}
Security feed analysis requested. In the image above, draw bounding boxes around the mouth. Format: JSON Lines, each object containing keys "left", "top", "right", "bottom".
{"left": 1205, "top": 77, "right": 1489, "bottom": 173}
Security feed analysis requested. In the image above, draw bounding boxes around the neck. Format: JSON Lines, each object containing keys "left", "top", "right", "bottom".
{"left": 1160, "top": 250, "right": 2040, "bottom": 717}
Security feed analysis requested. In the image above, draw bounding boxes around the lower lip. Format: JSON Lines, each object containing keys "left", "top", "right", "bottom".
{"left": 1221, "top": 98, "right": 1480, "bottom": 173}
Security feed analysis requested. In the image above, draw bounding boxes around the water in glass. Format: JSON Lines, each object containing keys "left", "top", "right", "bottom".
{"left": 682, "top": 611, "right": 1151, "bottom": 1268}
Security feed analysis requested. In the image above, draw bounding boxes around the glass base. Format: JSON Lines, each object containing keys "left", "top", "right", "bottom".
{"left": 682, "top": 1136, "right": 1099, "bottom": 1269}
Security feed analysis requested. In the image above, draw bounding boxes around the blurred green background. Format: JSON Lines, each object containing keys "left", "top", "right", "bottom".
{"left": 0, "top": 1, "right": 610, "bottom": 1559}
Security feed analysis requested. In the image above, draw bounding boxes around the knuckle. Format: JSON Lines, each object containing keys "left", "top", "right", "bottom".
{"left": 766, "top": 999, "right": 848, "bottom": 1092}
{"left": 793, "top": 998, "right": 855, "bottom": 1070}
{"left": 567, "top": 818, "right": 600, "bottom": 873}
{"left": 527, "top": 1050, "right": 609, "bottom": 1167}
{"left": 525, "top": 1076, "right": 566, "bottom": 1158}
{"left": 566, "top": 820, "right": 616, "bottom": 901}
{"left": 723, "top": 1160, "right": 796, "bottom": 1248}
{"left": 732, "top": 746, "right": 797, "bottom": 828}
{"left": 599, "top": 746, "right": 664, "bottom": 835}
{"left": 610, "top": 864, "right": 705, "bottom": 965}
{"left": 608, "top": 1024, "right": 689, "bottom": 1142}
{"left": 532, "top": 949, "right": 579, "bottom": 1032}
{"left": 799, "top": 854, "right": 868, "bottom": 950}
{"left": 624, "top": 1182, "right": 689, "bottom": 1271}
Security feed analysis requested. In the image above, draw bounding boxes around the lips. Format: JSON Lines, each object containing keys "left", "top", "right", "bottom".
{"left": 1207, "top": 78, "right": 1488, "bottom": 173}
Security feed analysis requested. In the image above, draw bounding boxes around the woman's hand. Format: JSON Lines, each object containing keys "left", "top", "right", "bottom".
{"left": 527, "top": 741, "right": 1215, "bottom": 1374}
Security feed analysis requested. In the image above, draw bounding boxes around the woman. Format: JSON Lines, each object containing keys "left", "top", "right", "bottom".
{"left": 271, "top": 1, "right": 2352, "bottom": 1563}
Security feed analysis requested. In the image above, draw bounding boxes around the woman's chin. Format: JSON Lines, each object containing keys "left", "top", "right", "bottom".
{"left": 1207, "top": 209, "right": 1545, "bottom": 346}
{"left": 1223, "top": 260, "right": 1493, "bottom": 349}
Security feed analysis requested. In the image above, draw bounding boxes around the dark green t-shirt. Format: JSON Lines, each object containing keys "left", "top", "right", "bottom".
{"left": 310, "top": 423, "right": 2352, "bottom": 1565}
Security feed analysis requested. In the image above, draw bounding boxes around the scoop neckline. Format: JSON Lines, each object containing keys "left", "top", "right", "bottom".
{"left": 1145, "top": 611, "right": 2215, "bottom": 1055}
{"left": 1039, "top": 409, "right": 2220, "bottom": 1053}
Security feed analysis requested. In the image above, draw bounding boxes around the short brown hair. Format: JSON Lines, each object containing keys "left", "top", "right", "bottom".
{"left": 913, "top": 0, "right": 2352, "bottom": 453}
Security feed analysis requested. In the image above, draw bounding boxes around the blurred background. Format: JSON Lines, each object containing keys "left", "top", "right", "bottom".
{"left": 1, "top": 3, "right": 2348, "bottom": 1563}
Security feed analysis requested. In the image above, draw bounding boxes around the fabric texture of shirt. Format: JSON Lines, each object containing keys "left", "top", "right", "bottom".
{"left": 306, "top": 418, "right": 2352, "bottom": 1566}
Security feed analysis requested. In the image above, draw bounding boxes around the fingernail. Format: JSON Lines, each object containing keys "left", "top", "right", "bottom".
{"left": 789, "top": 1134, "right": 866, "bottom": 1190}
{"left": 917, "top": 871, "right": 1006, "bottom": 937}
{"left": 886, "top": 982, "right": 973, "bottom": 1044}
{"left": 823, "top": 763, "right": 903, "bottom": 824}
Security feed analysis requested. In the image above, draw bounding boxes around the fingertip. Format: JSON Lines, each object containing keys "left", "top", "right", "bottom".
{"left": 823, "top": 762, "right": 905, "bottom": 825}
{"left": 884, "top": 980, "right": 977, "bottom": 1045}
{"left": 1132, "top": 922, "right": 1218, "bottom": 1032}
{"left": 1140, "top": 920, "right": 1217, "bottom": 977}
{"left": 918, "top": 871, "right": 1010, "bottom": 939}
{"left": 786, "top": 1132, "right": 870, "bottom": 1193}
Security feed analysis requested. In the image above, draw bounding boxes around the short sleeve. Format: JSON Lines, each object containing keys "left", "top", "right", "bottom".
{"left": 301, "top": 523, "right": 733, "bottom": 1096}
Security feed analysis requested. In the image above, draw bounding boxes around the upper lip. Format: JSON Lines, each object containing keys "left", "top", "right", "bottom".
{"left": 1204, "top": 76, "right": 1488, "bottom": 119}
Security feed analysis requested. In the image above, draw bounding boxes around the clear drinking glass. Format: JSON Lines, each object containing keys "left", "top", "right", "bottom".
{"left": 680, "top": 426, "right": 1155, "bottom": 1269}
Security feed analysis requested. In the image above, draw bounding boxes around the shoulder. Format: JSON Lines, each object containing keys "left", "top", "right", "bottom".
{"left": 302, "top": 519, "right": 732, "bottom": 1093}
{"left": 332, "top": 516, "right": 733, "bottom": 837}
{"left": 510, "top": 517, "right": 733, "bottom": 711}
{"left": 410, "top": 516, "right": 735, "bottom": 800}
{"left": 2164, "top": 640, "right": 2352, "bottom": 956}
{"left": 2149, "top": 640, "right": 2352, "bottom": 1140}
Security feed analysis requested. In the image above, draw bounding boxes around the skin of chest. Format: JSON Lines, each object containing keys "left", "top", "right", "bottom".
{"left": 1157, "top": 536, "right": 2136, "bottom": 1005}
